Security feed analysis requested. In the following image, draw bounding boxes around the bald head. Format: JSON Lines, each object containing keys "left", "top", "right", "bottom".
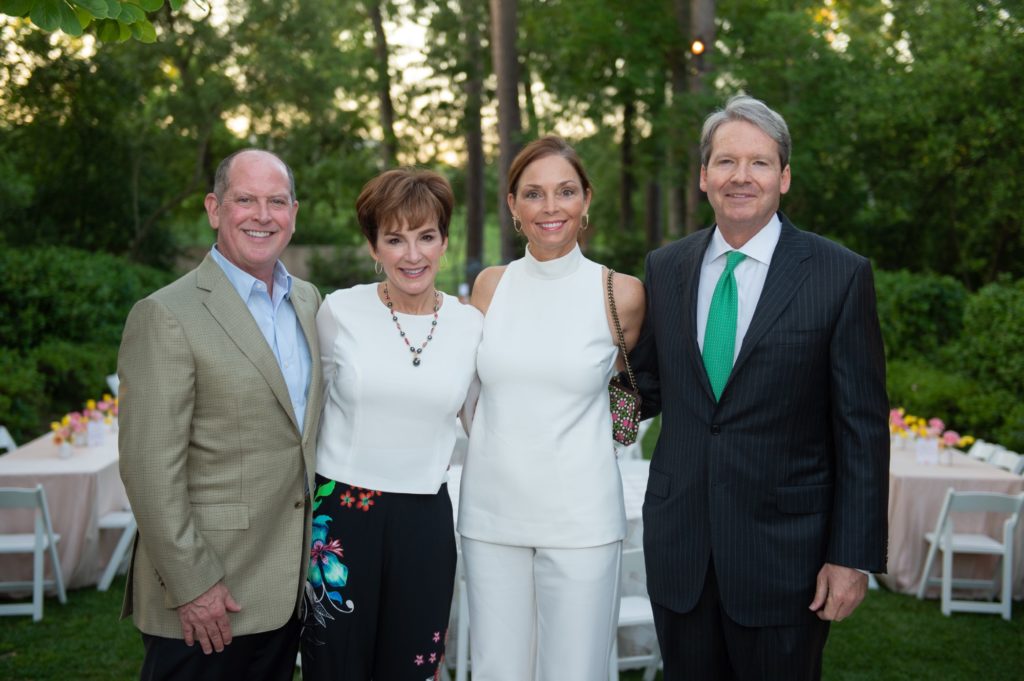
{"left": 212, "top": 149, "right": 296, "bottom": 204}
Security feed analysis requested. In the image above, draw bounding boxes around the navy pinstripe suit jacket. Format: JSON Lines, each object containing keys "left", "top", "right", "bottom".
{"left": 632, "top": 213, "right": 889, "bottom": 627}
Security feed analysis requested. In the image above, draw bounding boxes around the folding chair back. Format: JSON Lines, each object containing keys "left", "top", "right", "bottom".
{"left": 0, "top": 425, "right": 16, "bottom": 453}
{"left": 0, "top": 485, "right": 68, "bottom": 620}
{"left": 916, "top": 487, "right": 1024, "bottom": 620}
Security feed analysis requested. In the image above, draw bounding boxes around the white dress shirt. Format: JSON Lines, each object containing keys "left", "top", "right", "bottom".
{"left": 210, "top": 245, "right": 311, "bottom": 431}
{"left": 696, "top": 214, "right": 782, "bottom": 360}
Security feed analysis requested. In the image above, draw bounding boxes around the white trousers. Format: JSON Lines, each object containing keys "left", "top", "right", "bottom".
{"left": 461, "top": 537, "right": 621, "bottom": 681}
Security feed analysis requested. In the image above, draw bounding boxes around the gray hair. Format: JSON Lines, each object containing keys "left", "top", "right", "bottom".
{"left": 212, "top": 148, "right": 297, "bottom": 203}
{"left": 700, "top": 95, "right": 791, "bottom": 169}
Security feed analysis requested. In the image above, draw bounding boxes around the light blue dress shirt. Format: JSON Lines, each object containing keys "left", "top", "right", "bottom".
{"left": 210, "top": 246, "right": 311, "bottom": 432}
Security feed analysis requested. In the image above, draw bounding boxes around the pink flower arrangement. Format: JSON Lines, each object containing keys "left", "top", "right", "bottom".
{"left": 50, "top": 395, "right": 119, "bottom": 445}
{"left": 888, "top": 407, "right": 974, "bottom": 449}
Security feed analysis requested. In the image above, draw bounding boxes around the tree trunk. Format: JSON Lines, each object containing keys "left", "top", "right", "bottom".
{"left": 489, "top": 0, "right": 523, "bottom": 263}
{"left": 645, "top": 180, "right": 662, "bottom": 248}
{"left": 522, "top": 65, "right": 539, "bottom": 140}
{"left": 666, "top": 0, "right": 690, "bottom": 238}
{"left": 684, "top": 0, "right": 716, "bottom": 234}
{"left": 368, "top": 0, "right": 397, "bottom": 168}
{"left": 461, "top": 0, "right": 485, "bottom": 289}
{"left": 620, "top": 97, "right": 635, "bottom": 233}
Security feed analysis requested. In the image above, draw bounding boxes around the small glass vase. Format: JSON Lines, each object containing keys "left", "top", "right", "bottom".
{"left": 58, "top": 441, "right": 73, "bottom": 459}
{"left": 915, "top": 437, "right": 940, "bottom": 465}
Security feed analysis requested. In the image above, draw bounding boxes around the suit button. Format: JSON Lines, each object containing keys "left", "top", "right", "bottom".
{"left": 710, "top": 425, "right": 721, "bottom": 435}
{"left": 294, "top": 500, "right": 303, "bottom": 509}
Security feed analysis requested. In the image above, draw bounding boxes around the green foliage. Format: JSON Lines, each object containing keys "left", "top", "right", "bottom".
{"left": 31, "top": 339, "right": 118, "bottom": 419}
{"left": 950, "top": 278, "right": 1024, "bottom": 449}
{"left": 883, "top": 276, "right": 1024, "bottom": 451}
{"left": 308, "top": 246, "right": 378, "bottom": 295}
{"left": 886, "top": 357, "right": 978, "bottom": 429}
{"left": 585, "top": 229, "right": 648, "bottom": 279}
{"left": 873, "top": 269, "right": 967, "bottom": 362}
{"left": 0, "top": 247, "right": 172, "bottom": 441}
{"left": 0, "top": 0, "right": 183, "bottom": 42}
{"left": 0, "top": 346, "right": 48, "bottom": 442}
{"left": 0, "top": 246, "right": 173, "bottom": 351}
{"left": 955, "top": 278, "right": 1024, "bottom": 398}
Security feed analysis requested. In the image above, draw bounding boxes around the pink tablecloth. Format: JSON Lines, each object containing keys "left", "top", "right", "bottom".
{"left": 0, "top": 431, "right": 129, "bottom": 590}
{"left": 879, "top": 444, "right": 1024, "bottom": 599}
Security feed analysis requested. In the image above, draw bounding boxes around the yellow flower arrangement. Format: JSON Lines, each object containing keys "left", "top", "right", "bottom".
{"left": 51, "top": 395, "right": 119, "bottom": 445}
{"left": 888, "top": 407, "right": 975, "bottom": 449}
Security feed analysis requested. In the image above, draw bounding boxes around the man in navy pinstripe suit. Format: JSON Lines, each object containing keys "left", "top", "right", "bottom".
{"left": 632, "top": 96, "right": 889, "bottom": 680}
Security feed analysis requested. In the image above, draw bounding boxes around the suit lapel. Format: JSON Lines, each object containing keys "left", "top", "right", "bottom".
{"left": 291, "top": 284, "right": 322, "bottom": 446}
{"left": 679, "top": 229, "right": 716, "bottom": 401}
{"left": 197, "top": 255, "right": 300, "bottom": 432}
{"left": 730, "top": 214, "right": 811, "bottom": 381}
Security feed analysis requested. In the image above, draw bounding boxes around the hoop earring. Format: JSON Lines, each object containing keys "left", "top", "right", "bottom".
{"left": 441, "top": 253, "right": 449, "bottom": 270}
{"left": 374, "top": 260, "right": 382, "bottom": 275}
{"left": 581, "top": 214, "right": 590, "bottom": 231}
{"left": 512, "top": 216, "right": 522, "bottom": 233}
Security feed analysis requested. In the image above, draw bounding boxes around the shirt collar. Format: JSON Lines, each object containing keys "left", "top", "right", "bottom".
{"left": 707, "top": 213, "right": 782, "bottom": 267}
{"left": 210, "top": 245, "right": 293, "bottom": 302}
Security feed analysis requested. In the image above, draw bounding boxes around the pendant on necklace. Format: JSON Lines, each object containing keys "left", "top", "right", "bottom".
{"left": 383, "top": 282, "right": 439, "bottom": 368}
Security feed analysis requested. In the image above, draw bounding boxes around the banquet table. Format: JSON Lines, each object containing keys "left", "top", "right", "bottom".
{"left": 880, "top": 443, "right": 1024, "bottom": 599}
{"left": 0, "top": 430, "right": 129, "bottom": 591}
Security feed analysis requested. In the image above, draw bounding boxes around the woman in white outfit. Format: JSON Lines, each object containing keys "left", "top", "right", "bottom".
{"left": 302, "top": 168, "right": 482, "bottom": 680}
{"left": 458, "top": 136, "right": 645, "bottom": 680}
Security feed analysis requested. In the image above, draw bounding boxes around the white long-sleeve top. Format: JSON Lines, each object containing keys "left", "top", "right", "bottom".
{"left": 315, "top": 284, "right": 483, "bottom": 494}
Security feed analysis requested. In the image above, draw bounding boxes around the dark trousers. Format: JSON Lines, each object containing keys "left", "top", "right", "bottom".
{"left": 653, "top": 561, "right": 830, "bottom": 681}
{"left": 140, "top": 617, "right": 300, "bottom": 681}
{"left": 300, "top": 476, "right": 457, "bottom": 681}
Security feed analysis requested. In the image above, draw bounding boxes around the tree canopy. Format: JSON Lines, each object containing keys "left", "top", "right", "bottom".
{"left": 0, "top": 0, "right": 1021, "bottom": 285}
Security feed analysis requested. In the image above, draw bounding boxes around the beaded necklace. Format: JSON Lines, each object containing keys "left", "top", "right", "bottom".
{"left": 382, "top": 282, "right": 439, "bottom": 367}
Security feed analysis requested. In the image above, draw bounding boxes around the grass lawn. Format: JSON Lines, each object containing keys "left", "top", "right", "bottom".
{"left": 2, "top": 576, "right": 1022, "bottom": 680}
{"left": 3, "top": 419, "right": 1021, "bottom": 678}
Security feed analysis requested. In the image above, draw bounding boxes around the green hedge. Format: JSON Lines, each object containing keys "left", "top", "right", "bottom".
{"left": 0, "top": 247, "right": 173, "bottom": 443}
{"left": 873, "top": 269, "right": 967, "bottom": 362}
{"left": 879, "top": 274, "right": 1024, "bottom": 451}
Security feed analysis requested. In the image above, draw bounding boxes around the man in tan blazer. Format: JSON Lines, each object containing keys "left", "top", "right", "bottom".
{"left": 118, "top": 149, "right": 323, "bottom": 680}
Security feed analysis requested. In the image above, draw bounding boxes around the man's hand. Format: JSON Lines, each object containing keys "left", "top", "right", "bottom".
{"left": 177, "top": 581, "right": 242, "bottom": 654}
{"left": 808, "top": 563, "right": 867, "bottom": 622}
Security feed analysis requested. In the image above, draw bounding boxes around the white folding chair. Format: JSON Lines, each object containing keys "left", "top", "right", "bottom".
{"left": 0, "top": 425, "right": 16, "bottom": 453}
{"left": 967, "top": 440, "right": 994, "bottom": 461}
{"left": 990, "top": 449, "right": 1023, "bottom": 476}
{"left": 96, "top": 507, "right": 136, "bottom": 591}
{"left": 609, "top": 548, "right": 661, "bottom": 681}
{"left": 915, "top": 487, "right": 1024, "bottom": 621}
{"left": 106, "top": 373, "right": 120, "bottom": 398}
{"left": 0, "top": 485, "right": 68, "bottom": 621}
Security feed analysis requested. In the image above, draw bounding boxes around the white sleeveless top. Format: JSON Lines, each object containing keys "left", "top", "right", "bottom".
{"left": 457, "top": 245, "right": 626, "bottom": 547}
{"left": 315, "top": 284, "right": 483, "bottom": 494}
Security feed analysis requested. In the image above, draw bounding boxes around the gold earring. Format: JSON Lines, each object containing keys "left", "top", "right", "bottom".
{"left": 374, "top": 260, "right": 382, "bottom": 275}
{"left": 441, "top": 253, "right": 449, "bottom": 270}
{"left": 512, "top": 216, "right": 522, "bottom": 233}
{"left": 581, "top": 214, "right": 590, "bottom": 231}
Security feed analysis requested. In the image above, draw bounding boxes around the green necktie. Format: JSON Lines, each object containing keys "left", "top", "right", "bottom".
{"left": 702, "top": 251, "right": 747, "bottom": 401}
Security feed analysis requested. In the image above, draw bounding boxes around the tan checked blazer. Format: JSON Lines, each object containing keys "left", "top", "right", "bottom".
{"left": 117, "top": 254, "right": 323, "bottom": 638}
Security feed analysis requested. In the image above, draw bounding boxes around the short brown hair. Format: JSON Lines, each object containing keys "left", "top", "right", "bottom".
{"left": 355, "top": 168, "right": 454, "bottom": 244}
{"left": 507, "top": 136, "right": 592, "bottom": 198}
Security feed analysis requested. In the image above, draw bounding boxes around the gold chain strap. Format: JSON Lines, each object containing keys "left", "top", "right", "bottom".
{"left": 606, "top": 269, "right": 638, "bottom": 392}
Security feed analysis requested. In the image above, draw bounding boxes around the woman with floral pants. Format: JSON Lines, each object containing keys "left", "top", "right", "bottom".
{"left": 301, "top": 168, "right": 482, "bottom": 680}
